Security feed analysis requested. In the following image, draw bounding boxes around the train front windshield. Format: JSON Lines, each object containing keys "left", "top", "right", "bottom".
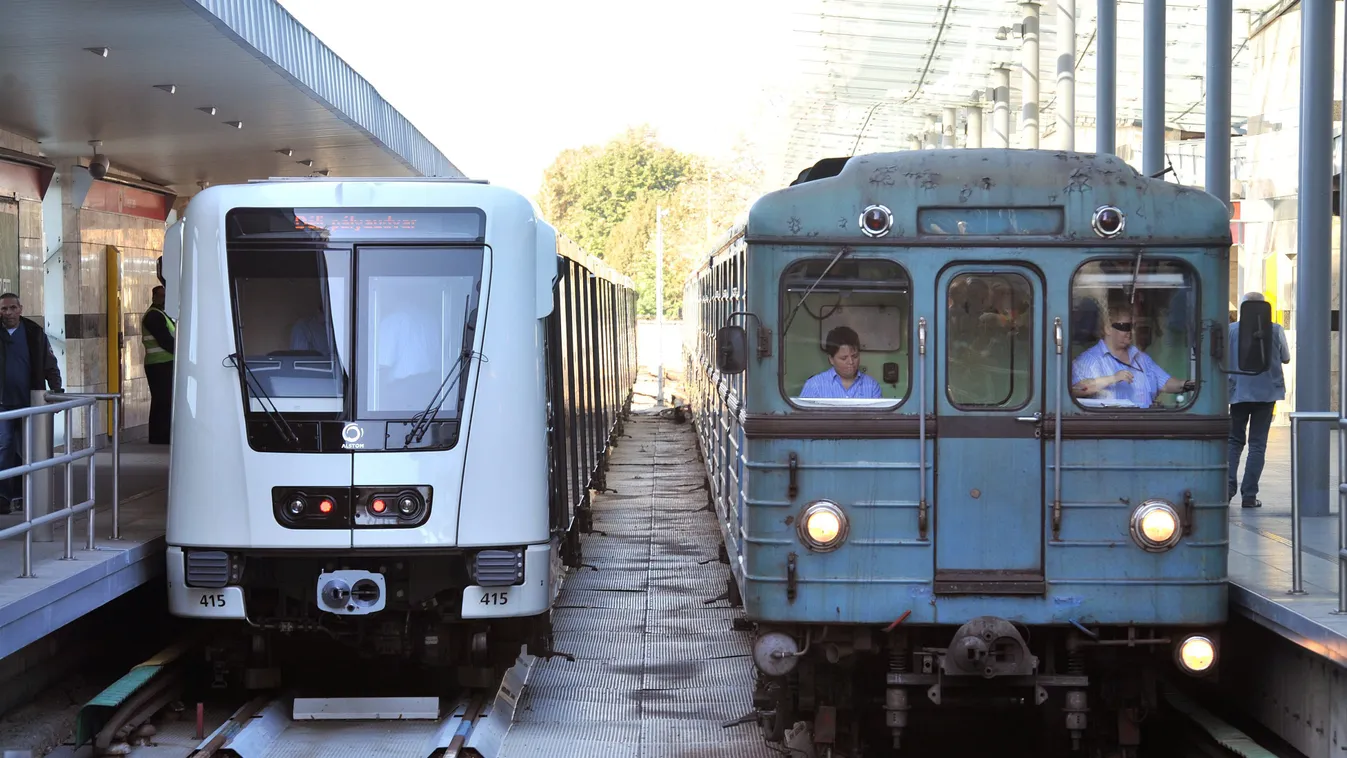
{"left": 224, "top": 207, "right": 485, "bottom": 426}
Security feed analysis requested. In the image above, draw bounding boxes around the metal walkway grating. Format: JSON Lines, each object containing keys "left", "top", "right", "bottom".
{"left": 496, "top": 409, "right": 774, "bottom": 757}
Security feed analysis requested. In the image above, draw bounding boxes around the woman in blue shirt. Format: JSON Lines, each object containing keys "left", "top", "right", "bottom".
{"left": 800, "top": 326, "right": 882, "bottom": 399}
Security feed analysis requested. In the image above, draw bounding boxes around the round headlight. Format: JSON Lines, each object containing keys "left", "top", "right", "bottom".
{"left": 1129, "top": 500, "right": 1181, "bottom": 551}
{"left": 1177, "top": 635, "right": 1216, "bottom": 674}
{"left": 798, "top": 501, "right": 849, "bottom": 552}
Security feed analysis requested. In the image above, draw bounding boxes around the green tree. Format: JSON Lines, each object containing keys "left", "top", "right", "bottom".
{"left": 538, "top": 125, "right": 691, "bottom": 260}
{"left": 537, "top": 129, "right": 768, "bottom": 319}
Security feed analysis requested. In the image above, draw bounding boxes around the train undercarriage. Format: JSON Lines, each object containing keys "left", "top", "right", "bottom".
{"left": 739, "top": 618, "right": 1218, "bottom": 758}
{"left": 196, "top": 552, "right": 561, "bottom": 694}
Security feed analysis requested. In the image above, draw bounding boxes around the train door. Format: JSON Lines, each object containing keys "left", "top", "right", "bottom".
{"left": 933, "top": 264, "right": 1045, "bottom": 593}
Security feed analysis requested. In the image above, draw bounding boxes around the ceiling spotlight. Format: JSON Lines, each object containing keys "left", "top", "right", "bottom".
{"left": 224, "top": 121, "right": 243, "bottom": 129}
{"left": 315, "top": 169, "right": 330, "bottom": 177}
{"left": 296, "top": 159, "right": 313, "bottom": 167}
{"left": 85, "top": 47, "right": 109, "bottom": 57}
{"left": 276, "top": 148, "right": 293, "bottom": 157}
{"left": 153, "top": 84, "right": 176, "bottom": 94}
{"left": 197, "top": 106, "right": 217, "bottom": 115}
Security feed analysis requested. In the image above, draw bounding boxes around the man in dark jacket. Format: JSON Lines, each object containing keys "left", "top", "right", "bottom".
{"left": 0, "top": 293, "right": 63, "bottom": 514}
{"left": 142, "top": 286, "right": 175, "bottom": 444}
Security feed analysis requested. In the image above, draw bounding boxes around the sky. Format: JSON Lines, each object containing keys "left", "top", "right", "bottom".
{"left": 274, "top": 0, "right": 809, "bottom": 198}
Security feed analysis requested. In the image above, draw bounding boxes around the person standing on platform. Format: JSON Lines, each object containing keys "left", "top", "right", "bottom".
{"left": 142, "top": 286, "right": 176, "bottom": 445}
{"left": 0, "top": 293, "right": 63, "bottom": 514}
{"left": 1228, "top": 292, "right": 1291, "bottom": 508}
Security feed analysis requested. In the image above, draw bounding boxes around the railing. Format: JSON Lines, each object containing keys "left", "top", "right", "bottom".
{"left": 1286, "top": 410, "right": 1347, "bottom": 613}
{"left": 0, "top": 391, "right": 122, "bottom": 578}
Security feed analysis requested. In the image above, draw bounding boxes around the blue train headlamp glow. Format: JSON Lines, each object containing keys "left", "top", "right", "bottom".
{"left": 798, "top": 500, "right": 849, "bottom": 552}
{"left": 1129, "top": 499, "right": 1182, "bottom": 551}
{"left": 1176, "top": 635, "right": 1216, "bottom": 674}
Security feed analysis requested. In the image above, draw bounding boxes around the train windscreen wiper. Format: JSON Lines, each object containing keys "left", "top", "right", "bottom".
{"left": 403, "top": 297, "right": 478, "bottom": 447}
{"left": 226, "top": 353, "right": 300, "bottom": 448}
{"left": 783, "top": 246, "right": 851, "bottom": 335}
{"left": 402, "top": 349, "right": 476, "bottom": 447}
{"left": 1127, "top": 249, "right": 1143, "bottom": 304}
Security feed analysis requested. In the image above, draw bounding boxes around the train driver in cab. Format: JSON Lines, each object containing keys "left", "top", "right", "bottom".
{"left": 1070, "top": 301, "right": 1194, "bottom": 408}
{"left": 800, "top": 326, "right": 882, "bottom": 399}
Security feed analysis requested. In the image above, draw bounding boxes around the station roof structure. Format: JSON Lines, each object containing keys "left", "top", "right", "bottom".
{"left": 0, "top": 0, "right": 461, "bottom": 196}
{"left": 778, "top": 0, "right": 1277, "bottom": 186}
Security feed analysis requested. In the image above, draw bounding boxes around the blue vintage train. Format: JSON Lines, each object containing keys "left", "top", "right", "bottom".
{"left": 681, "top": 149, "right": 1267, "bottom": 757}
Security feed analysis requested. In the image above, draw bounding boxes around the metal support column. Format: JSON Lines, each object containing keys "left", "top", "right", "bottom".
{"left": 966, "top": 105, "right": 984, "bottom": 148}
{"left": 1205, "top": 0, "right": 1231, "bottom": 206}
{"left": 1057, "top": 0, "right": 1076, "bottom": 150}
{"left": 655, "top": 205, "right": 667, "bottom": 407}
{"left": 1019, "top": 0, "right": 1041, "bottom": 148}
{"left": 992, "top": 66, "right": 1011, "bottom": 148}
{"left": 942, "top": 107, "right": 957, "bottom": 148}
{"left": 1141, "top": 0, "right": 1165, "bottom": 175}
{"left": 1298, "top": 0, "right": 1334, "bottom": 518}
{"left": 1096, "top": 0, "right": 1116, "bottom": 154}
{"left": 1339, "top": 0, "right": 1347, "bottom": 612}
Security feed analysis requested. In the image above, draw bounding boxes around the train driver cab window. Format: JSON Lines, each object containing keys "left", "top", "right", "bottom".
{"left": 356, "top": 246, "right": 484, "bottom": 421}
{"left": 230, "top": 249, "right": 349, "bottom": 414}
{"left": 1069, "top": 259, "right": 1198, "bottom": 410}
{"left": 780, "top": 258, "right": 909, "bottom": 409}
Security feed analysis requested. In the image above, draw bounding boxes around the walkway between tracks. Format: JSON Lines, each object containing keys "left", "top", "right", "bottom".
{"left": 496, "top": 405, "right": 774, "bottom": 757}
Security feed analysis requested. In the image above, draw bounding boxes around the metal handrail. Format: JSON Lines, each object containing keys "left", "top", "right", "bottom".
{"left": 0, "top": 392, "right": 123, "bottom": 578}
{"left": 1286, "top": 410, "right": 1346, "bottom": 613}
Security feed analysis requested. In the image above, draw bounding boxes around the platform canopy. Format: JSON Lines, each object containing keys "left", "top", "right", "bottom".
{"left": 777, "top": 0, "right": 1274, "bottom": 186}
{"left": 0, "top": 0, "right": 461, "bottom": 195}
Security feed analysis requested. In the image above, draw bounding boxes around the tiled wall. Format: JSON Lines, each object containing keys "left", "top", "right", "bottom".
{"left": 61, "top": 200, "right": 166, "bottom": 439}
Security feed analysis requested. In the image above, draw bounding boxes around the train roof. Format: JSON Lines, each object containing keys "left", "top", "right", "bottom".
{"left": 747, "top": 149, "right": 1233, "bottom": 247}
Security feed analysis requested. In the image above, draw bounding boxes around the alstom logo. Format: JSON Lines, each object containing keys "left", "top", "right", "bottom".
{"left": 341, "top": 423, "right": 366, "bottom": 450}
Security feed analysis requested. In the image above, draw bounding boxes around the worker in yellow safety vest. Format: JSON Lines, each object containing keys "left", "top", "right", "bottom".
{"left": 142, "top": 285, "right": 175, "bottom": 444}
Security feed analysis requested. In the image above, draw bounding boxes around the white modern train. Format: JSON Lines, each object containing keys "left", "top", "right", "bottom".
{"left": 159, "top": 177, "right": 637, "bottom": 679}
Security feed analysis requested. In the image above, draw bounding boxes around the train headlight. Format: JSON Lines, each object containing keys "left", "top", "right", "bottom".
{"left": 1129, "top": 500, "right": 1181, "bottom": 551}
{"left": 798, "top": 500, "right": 848, "bottom": 552}
{"left": 1177, "top": 635, "right": 1216, "bottom": 674}
{"left": 287, "top": 497, "right": 305, "bottom": 516}
{"left": 398, "top": 494, "right": 418, "bottom": 516}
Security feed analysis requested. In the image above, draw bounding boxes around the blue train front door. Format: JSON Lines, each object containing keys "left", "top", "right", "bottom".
{"left": 933, "top": 265, "right": 1045, "bottom": 593}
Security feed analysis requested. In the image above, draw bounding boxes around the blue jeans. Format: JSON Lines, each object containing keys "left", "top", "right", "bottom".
{"left": 1229, "top": 401, "right": 1275, "bottom": 501}
{"left": 0, "top": 414, "right": 21, "bottom": 504}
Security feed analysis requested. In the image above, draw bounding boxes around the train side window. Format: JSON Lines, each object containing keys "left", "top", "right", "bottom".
{"left": 780, "top": 258, "right": 909, "bottom": 409}
{"left": 945, "top": 272, "right": 1034, "bottom": 409}
{"left": 1069, "top": 259, "right": 1198, "bottom": 411}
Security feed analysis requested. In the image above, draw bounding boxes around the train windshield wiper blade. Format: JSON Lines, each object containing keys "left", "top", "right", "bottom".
{"left": 403, "top": 351, "right": 471, "bottom": 447}
{"left": 782, "top": 246, "right": 850, "bottom": 336}
{"left": 228, "top": 353, "right": 300, "bottom": 448}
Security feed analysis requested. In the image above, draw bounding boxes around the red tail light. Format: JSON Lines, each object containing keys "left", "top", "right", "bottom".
{"left": 371, "top": 498, "right": 387, "bottom": 514}
{"left": 319, "top": 499, "right": 334, "bottom": 514}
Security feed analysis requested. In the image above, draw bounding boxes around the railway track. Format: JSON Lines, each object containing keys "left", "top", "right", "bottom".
{"left": 47, "top": 642, "right": 531, "bottom": 758}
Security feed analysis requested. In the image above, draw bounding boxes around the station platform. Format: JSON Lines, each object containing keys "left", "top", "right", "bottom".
{"left": 1227, "top": 425, "right": 1347, "bottom": 668}
{"left": 0, "top": 442, "right": 169, "bottom": 662}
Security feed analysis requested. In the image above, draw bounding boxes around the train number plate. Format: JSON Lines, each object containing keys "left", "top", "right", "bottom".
{"left": 198, "top": 592, "right": 228, "bottom": 609}
{"left": 478, "top": 589, "right": 511, "bottom": 607}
